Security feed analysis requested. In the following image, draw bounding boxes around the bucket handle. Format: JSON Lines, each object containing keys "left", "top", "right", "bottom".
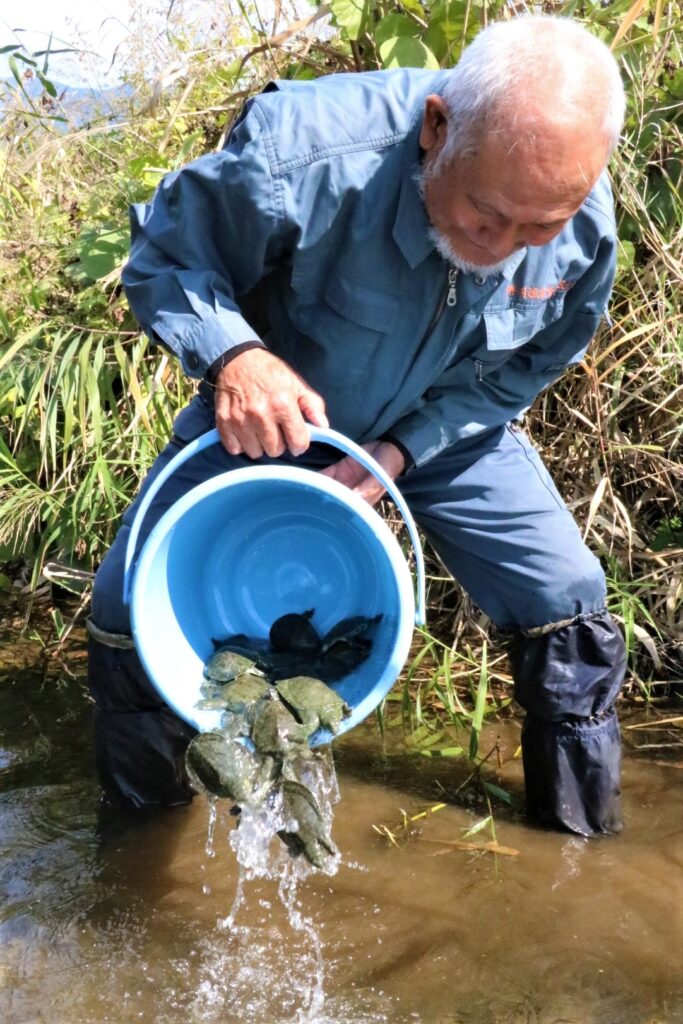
{"left": 123, "top": 426, "right": 426, "bottom": 626}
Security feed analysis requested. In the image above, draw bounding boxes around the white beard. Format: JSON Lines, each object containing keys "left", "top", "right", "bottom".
{"left": 416, "top": 164, "right": 525, "bottom": 279}
{"left": 428, "top": 226, "right": 525, "bottom": 279}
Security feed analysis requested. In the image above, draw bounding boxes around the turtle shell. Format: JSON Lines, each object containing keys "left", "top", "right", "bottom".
{"left": 221, "top": 674, "right": 271, "bottom": 713}
{"left": 269, "top": 609, "right": 321, "bottom": 654}
{"left": 276, "top": 676, "right": 351, "bottom": 733}
{"left": 204, "top": 648, "right": 265, "bottom": 683}
{"left": 185, "top": 730, "right": 275, "bottom": 804}
{"left": 318, "top": 642, "right": 372, "bottom": 682}
{"left": 320, "top": 614, "right": 382, "bottom": 653}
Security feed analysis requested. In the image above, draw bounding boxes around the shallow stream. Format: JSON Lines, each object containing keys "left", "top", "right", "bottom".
{"left": 1, "top": 618, "right": 682, "bottom": 1023}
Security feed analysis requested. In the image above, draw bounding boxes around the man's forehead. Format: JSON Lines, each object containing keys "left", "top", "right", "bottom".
{"left": 456, "top": 126, "right": 604, "bottom": 220}
{"left": 465, "top": 180, "right": 585, "bottom": 226}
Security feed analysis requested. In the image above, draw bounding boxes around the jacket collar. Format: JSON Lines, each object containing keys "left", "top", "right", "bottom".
{"left": 392, "top": 113, "right": 434, "bottom": 270}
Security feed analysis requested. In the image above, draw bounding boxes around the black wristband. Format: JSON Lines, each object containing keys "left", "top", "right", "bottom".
{"left": 379, "top": 433, "right": 415, "bottom": 475}
{"left": 204, "top": 340, "right": 266, "bottom": 383}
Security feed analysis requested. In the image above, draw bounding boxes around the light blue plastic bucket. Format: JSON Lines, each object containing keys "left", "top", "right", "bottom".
{"left": 123, "top": 427, "right": 425, "bottom": 744}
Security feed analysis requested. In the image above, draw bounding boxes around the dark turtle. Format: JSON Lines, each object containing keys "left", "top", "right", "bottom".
{"left": 250, "top": 692, "right": 311, "bottom": 756}
{"left": 204, "top": 648, "right": 266, "bottom": 683}
{"left": 276, "top": 676, "right": 351, "bottom": 736}
{"left": 278, "top": 779, "right": 337, "bottom": 869}
{"left": 320, "top": 614, "right": 382, "bottom": 653}
{"left": 211, "top": 634, "right": 272, "bottom": 658}
{"left": 185, "top": 731, "right": 276, "bottom": 804}
{"left": 269, "top": 609, "right": 321, "bottom": 654}
{"left": 260, "top": 649, "right": 325, "bottom": 682}
{"left": 318, "top": 642, "right": 373, "bottom": 682}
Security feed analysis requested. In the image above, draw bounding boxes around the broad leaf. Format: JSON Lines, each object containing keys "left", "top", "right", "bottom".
{"left": 330, "top": 0, "right": 370, "bottom": 40}
{"left": 375, "top": 14, "right": 420, "bottom": 48}
{"left": 379, "top": 36, "right": 439, "bottom": 70}
{"left": 69, "top": 227, "right": 129, "bottom": 283}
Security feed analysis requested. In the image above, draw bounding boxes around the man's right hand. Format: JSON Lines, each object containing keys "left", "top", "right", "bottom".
{"left": 213, "top": 348, "right": 329, "bottom": 459}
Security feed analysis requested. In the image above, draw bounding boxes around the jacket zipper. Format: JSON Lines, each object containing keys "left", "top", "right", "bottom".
{"left": 418, "top": 266, "right": 459, "bottom": 350}
{"left": 446, "top": 266, "right": 458, "bottom": 307}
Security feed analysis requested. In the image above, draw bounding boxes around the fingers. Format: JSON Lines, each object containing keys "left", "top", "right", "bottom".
{"left": 319, "top": 461, "right": 386, "bottom": 506}
{"left": 298, "top": 388, "right": 329, "bottom": 430}
{"left": 213, "top": 350, "right": 326, "bottom": 459}
{"left": 354, "top": 476, "right": 387, "bottom": 507}
{"left": 217, "top": 414, "right": 287, "bottom": 460}
{"left": 318, "top": 442, "right": 404, "bottom": 507}
{"left": 319, "top": 455, "right": 365, "bottom": 489}
{"left": 216, "top": 387, "right": 291, "bottom": 459}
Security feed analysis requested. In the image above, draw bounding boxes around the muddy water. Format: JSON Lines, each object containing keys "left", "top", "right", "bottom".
{"left": 1, "top": 628, "right": 682, "bottom": 1023}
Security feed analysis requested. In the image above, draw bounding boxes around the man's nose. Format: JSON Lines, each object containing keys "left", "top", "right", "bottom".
{"left": 477, "top": 220, "right": 525, "bottom": 259}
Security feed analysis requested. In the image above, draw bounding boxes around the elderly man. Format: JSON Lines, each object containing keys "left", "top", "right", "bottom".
{"left": 89, "top": 15, "right": 627, "bottom": 836}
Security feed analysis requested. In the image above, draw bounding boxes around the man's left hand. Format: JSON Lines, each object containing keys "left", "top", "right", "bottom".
{"left": 318, "top": 440, "right": 406, "bottom": 506}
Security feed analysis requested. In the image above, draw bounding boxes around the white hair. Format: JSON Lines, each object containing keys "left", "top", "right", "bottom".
{"left": 441, "top": 16, "right": 626, "bottom": 159}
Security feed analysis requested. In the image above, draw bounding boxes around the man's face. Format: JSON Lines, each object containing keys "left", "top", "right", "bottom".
{"left": 419, "top": 95, "right": 608, "bottom": 275}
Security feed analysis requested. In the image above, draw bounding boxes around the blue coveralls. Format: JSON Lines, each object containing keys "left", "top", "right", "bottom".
{"left": 89, "top": 69, "right": 625, "bottom": 835}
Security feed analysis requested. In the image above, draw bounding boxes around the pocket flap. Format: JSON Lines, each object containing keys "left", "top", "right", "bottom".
{"left": 483, "top": 306, "right": 542, "bottom": 353}
{"left": 325, "top": 273, "right": 399, "bottom": 333}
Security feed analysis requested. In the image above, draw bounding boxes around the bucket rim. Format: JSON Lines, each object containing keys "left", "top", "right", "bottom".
{"left": 130, "top": 463, "right": 417, "bottom": 739}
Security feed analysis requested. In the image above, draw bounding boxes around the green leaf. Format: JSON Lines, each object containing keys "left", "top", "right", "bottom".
{"left": 468, "top": 642, "right": 488, "bottom": 761}
{"left": 379, "top": 36, "right": 439, "bottom": 70}
{"left": 50, "top": 607, "right": 66, "bottom": 638}
{"left": 374, "top": 14, "right": 419, "bottom": 48}
{"left": 330, "top": 0, "right": 370, "bottom": 39}
{"left": 461, "top": 815, "right": 492, "bottom": 839}
{"left": 13, "top": 51, "right": 38, "bottom": 67}
{"left": 616, "top": 238, "right": 635, "bottom": 274}
{"left": 36, "top": 70, "right": 57, "bottom": 98}
{"left": 482, "top": 781, "right": 515, "bottom": 806}
{"left": 70, "top": 226, "right": 129, "bottom": 282}
{"left": 668, "top": 70, "right": 683, "bottom": 101}
{"left": 142, "top": 167, "right": 170, "bottom": 188}
{"left": 173, "top": 131, "right": 205, "bottom": 169}
{"left": 419, "top": 745, "right": 464, "bottom": 758}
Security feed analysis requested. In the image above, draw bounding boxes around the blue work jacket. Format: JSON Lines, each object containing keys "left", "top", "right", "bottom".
{"left": 122, "top": 68, "right": 617, "bottom": 468}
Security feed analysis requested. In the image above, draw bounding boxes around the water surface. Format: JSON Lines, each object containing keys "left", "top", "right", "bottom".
{"left": 1, "top": 620, "right": 681, "bottom": 1023}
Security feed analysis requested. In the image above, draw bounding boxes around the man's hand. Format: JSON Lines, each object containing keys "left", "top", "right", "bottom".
{"left": 213, "top": 348, "right": 328, "bottom": 458}
{"left": 318, "top": 440, "right": 406, "bottom": 507}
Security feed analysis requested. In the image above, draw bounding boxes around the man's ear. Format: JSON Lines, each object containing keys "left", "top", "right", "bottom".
{"left": 419, "top": 94, "right": 450, "bottom": 153}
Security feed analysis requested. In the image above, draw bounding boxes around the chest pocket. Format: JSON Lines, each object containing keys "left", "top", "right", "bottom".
{"left": 323, "top": 273, "right": 399, "bottom": 334}
{"left": 472, "top": 294, "right": 567, "bottom": 377}
{"left": 288, "top": 262, "right": 400, "bottom": 383}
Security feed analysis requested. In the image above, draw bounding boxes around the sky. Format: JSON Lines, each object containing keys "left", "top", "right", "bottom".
{"left": 1, "top": 0, "right": 131, "bottom": 88}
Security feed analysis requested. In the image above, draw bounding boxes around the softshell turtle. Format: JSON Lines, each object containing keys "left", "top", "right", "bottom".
{"left": 318, "top": 644, "right": 372, "bottom": 683}
{"left": 251, "top": 691, "right": 311, "bottom": 756}
{"left": 210, "top": 634, "right": 272, "bottom": 659}
{"left": 196, "top": 673, "right": 272, "bottom": 713}
{"left": 278, "top": 779, "right": 337, "bottom": 869}
{"left": 259, "top": 649, "right": 325, "bottom": 682}
{"left": 204, "top": 647, "right": 266, "bottom": 683}
{"left": 221, "top": 674, "right": 272, "bottom": 714}
{"left": 269, "top": 609, "right": 321, "bottom": 654}
{"left": 276, "top": 676, "right": 351, "bottom": 735}
{"left": 185, "top": 731, "right": 276, "bottom": 804}
{"left": 320, "top": 614, "right": 382, "bottom": 653}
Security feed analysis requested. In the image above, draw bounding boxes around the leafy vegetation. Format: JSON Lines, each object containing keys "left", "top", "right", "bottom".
{"left": 1, "top": 0, "right": 681, "bottom": 765}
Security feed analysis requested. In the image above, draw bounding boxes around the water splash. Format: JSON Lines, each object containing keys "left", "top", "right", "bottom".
{"left": 193, "top": 747, "right": 342, "bottom": 1021}
{"left": 205, "top": 795, "right": 218, "bottom": 858}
